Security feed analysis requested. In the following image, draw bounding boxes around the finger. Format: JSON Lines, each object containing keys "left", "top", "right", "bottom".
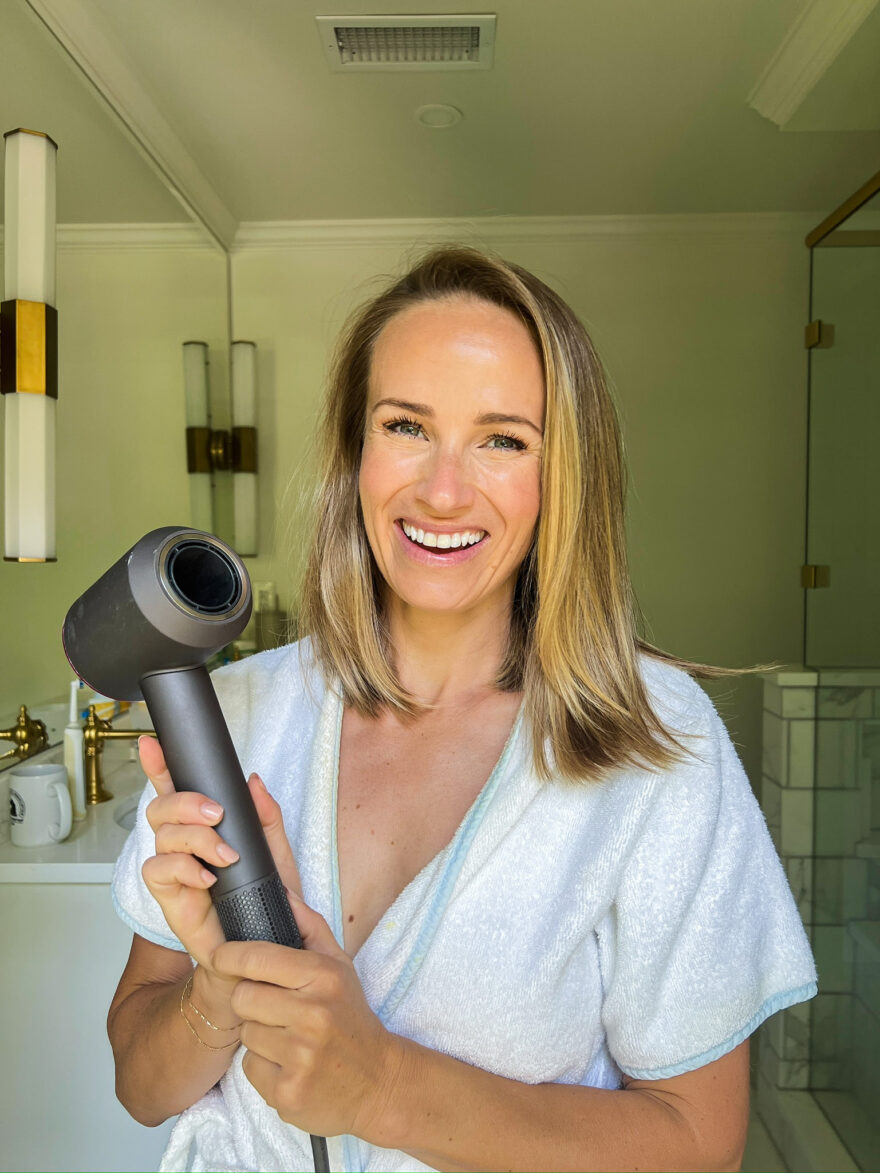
{"left": 285, "top": 889, "right": 345, "bottom": 958}
{"left": 239, "top": 1018, "right": 297, "bottom": 1066}
{"left": 241, "top": 1048, "right": 283, "bottom": 1112}
{"left": 232, "top": 978, "right": 304, "bottom": 1027}
{"left": 138, "top": 736, "right": 173, "bottom": 794}
{"left": 142, "top": 851, "right": 218, "bottom": 896}
{"left": 154, "top": 822, "right": 240, "bottom": 869}
{"left": 141, "top": 853, "right": 231, "bottom": 970}
{"left": 212, "top": 939, "right": 321, "bottom": 989}
{"left": 142, "top": 854, "right": 225, "bottom": 956}
{"left": 248, "top": 774, "right": 303, "bottom": 895}
{"left": 146, "top": 791, "right": 224, "bottom": 835}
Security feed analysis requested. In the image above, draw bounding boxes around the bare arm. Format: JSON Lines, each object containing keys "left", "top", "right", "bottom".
{"left": 371, "top": 1035, "right": 750, "bottom": 1173}
{"left": 107, "top": 936, "right": 241, "bottom": 1126}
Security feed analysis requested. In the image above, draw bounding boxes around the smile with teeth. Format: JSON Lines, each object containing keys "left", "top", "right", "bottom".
{"left": 400, "top": 521, "right": 486, "bottom": 550}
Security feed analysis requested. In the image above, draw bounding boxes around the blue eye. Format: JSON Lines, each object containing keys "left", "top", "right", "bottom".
{"left": 485, "top": 433, "right": 526, "bottom": 451}
{"left": 384, "top": 416, "right": 424, "bottom": 439}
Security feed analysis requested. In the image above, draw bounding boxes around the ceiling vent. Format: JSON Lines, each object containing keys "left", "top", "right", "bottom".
{"left": 316, "top": 15, "right": 496, "bottom": 71}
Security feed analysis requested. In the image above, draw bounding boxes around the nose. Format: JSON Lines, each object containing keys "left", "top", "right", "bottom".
{"left": 415, "top": 444, "right": 475, "bottom": 516}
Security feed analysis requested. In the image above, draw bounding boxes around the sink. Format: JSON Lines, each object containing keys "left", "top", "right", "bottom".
{"left": 114, "top": 793, "right": 140, "bottom": 832}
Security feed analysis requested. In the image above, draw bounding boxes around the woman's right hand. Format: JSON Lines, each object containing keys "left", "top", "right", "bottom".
{"left": 140, "top": 736, "right": 240, "bottom": 996}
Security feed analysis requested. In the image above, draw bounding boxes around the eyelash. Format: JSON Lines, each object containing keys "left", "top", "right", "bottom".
{"left": 382, "top": 416, "right": 527, "bottom": 452}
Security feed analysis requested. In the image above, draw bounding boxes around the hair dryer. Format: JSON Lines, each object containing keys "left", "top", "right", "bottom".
{"left": 64, "top": 527, "right": 331, "bottom": 1172}
{"left": 62, "top": 526, "right": 303, "bottom": 947}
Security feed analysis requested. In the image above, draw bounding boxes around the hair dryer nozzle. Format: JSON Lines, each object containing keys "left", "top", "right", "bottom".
{"left": 62, "top": 527, "right": 252, "bottom": 701}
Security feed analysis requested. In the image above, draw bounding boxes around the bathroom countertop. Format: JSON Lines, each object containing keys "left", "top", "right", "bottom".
{"left": 0, "top": 745, "right": 146, "bottom": 883}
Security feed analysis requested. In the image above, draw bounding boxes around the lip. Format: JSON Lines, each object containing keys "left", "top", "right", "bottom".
{"left": 394, "top": 519, "right": 487, "bottom": 564}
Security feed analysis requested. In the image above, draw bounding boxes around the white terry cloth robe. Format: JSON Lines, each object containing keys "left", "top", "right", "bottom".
{"left": 112, "top": 639, "right": 817, "bottom": 1173}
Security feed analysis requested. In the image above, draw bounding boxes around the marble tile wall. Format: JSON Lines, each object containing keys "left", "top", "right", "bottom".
{"left": 759, "top": 671, "right": 880, "bottom": 1096}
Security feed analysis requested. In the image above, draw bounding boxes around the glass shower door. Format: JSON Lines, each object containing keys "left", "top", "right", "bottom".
{"left": 805, "top": 228, "right": 880, "bottom": 666}
{"left": 805, "top": 192, "right": 880, "bottom": 1171}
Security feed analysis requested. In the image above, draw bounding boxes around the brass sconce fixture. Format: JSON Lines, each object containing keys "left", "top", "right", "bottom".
{"left": 1, "top": 128, "right": 58, "bottom": 563}
{"left": 183, "top": 340, "right": 258, "bottom": 555}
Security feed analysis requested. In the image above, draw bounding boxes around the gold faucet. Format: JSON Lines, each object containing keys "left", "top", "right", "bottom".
{"left": 0, "top": 705, "right": 49, "bottom": 761}
{"left": 83, "top": 705, "right": 157, "bottom": 804}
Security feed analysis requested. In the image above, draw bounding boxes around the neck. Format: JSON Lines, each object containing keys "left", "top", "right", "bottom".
{"left": 385, "top": 594, "right": 514, "bottom": 707}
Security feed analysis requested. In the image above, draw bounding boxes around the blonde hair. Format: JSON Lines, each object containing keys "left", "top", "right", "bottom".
{"left": 300, "top": 246, "right": 719, "bottom": 781}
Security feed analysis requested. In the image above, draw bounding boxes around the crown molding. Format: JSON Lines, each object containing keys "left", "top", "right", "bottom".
{"left": 748, "top": 0, "right": 879, "bottom": 128}
{"left": 0, "top": 223, "right": 214, "bottom": 251}
{"left": 232, "top": 213, "right": 819, "bottom": 250}
{"left": 0, "top": 215, "right": 821, "bottom": 255}
{"left": 23, "top": 0, "right": 237, "bottom": 250}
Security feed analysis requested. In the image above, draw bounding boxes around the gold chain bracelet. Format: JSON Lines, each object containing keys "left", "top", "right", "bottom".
{"left": 179, "top": 974, "right": 240, "bottom": 1051}
{"left": 183, "top": 973, "right": 240, "bottom": 1031}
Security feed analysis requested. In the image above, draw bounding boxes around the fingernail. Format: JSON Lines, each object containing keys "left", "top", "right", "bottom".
{"left": 217, "top": 843, "right": 240, "bottom": 864}
{"left": 201, "top": 868, "right": 217, "bottom": 885}
{"left": 200, "top": 802, "right": 223, "bottom": 820}
{"left": 250, "top": 773, "right": 266, "bottom": 791}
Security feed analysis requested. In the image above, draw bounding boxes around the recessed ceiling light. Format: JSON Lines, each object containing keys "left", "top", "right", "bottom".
{"left": 415, "top": 104, "right": 463, "bottom": 129}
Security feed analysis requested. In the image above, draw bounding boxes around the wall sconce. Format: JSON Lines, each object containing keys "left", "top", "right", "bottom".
{"left": 182, "top": 340, "right": 213, "bottom": 533}
{"left": 231, "top": 340, "right": 257, "bottom": 557}
{"left": 183, "top": 339, "right": 258, "bottom": 555}
{"left": 1, "top": 128, "right": 58, "bottom": 563}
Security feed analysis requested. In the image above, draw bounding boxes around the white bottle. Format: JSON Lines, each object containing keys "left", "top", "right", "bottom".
{"left": 64, "top": 680, "right": 87, "bottom": 820}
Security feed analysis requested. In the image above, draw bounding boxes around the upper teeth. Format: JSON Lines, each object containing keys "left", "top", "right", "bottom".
{"left": 401, "top": 523, "right": 486, "bottom": 549}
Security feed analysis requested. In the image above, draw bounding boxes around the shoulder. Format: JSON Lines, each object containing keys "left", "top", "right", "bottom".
{"left": 638, "top": 653, "right": 718, "bottom": 742}
{"left": 633, "top": 656, "right": 756, "bottom": 837}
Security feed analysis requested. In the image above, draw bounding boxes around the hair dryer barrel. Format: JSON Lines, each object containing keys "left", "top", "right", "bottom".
{"left": 62, "top": 527, "right": 252, "bottom": 699}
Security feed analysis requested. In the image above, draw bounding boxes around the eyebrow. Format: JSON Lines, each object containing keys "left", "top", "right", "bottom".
{"left": 371, "top": 397, "right": 543, "bottom": 436}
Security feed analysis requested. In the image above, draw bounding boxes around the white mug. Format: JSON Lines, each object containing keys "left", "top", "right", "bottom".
{"left": 9, "top": 762, "right": 73, "bottom": 847}
{"left": 0, "top": 772, "right": 10, "bottom": 844}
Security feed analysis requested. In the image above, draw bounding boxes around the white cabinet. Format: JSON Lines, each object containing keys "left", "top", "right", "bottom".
{"left": 0, "top": 883, "right": 174, "bottom": 1172}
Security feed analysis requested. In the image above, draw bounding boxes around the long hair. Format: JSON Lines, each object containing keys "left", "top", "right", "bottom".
{"left": 300, "top": 246, "right": 721, "bottom": 781}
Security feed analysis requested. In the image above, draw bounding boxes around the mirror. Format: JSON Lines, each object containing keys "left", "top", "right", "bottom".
{"left": 0, "top": 0, "right": 230, "bottom": 736}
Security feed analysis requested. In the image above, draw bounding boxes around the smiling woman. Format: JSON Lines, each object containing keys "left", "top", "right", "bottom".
{"left": 107, "top": 246, "right": 816, "bottom": 1173}
{"left": 358, "top": 298, "right": 543, "bottom": 623}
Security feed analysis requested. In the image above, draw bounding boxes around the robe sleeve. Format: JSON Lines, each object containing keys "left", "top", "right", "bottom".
{"left": 597, "top": 694, "right": 817, "bottom": 1079}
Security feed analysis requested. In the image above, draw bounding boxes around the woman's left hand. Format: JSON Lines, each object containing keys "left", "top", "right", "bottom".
{"left": 211, "top": 886, "right": 404, "bottom": 1142}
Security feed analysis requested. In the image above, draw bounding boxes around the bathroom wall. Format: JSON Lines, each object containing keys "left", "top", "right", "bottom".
{"left": 231, "top": 216, "right": 812, "bottom": 785}
{"left": 0, "top": 229, "right": 227, "bottom": 716}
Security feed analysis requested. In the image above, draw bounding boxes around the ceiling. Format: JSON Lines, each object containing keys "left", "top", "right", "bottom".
{"left": 2, "top": 0, "right": 880, "bottom": 243}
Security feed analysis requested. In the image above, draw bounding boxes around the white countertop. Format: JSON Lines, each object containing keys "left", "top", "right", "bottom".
{"left": 0, "top": 745, "right": 147, "bottom": 883}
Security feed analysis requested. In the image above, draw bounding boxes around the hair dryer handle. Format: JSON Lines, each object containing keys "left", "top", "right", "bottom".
{"left": 139, "top": 666, "right": 302, "bottom": 949}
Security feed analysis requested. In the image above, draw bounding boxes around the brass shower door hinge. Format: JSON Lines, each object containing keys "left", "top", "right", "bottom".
{"left": 805, "top": 320, "right": 835, "bottom": 349}
{"left": 801, "top": 565, "right": 831, "bottom": 589}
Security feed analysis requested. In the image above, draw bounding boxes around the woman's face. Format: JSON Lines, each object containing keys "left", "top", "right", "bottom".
{"left": 359, "top": 296, "right": 544, "bottom": 622}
